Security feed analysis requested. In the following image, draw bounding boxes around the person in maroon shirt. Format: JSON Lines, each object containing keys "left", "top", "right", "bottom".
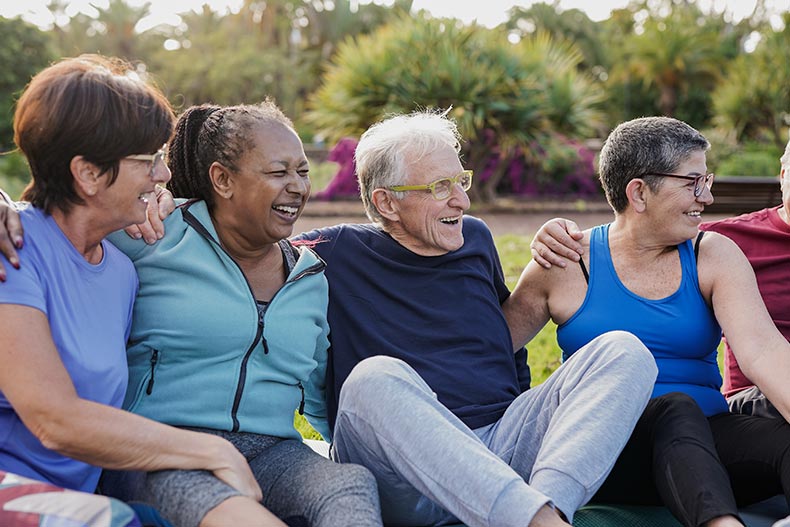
{"left": 698, "top": 138, "right": 790, "bottom": 419}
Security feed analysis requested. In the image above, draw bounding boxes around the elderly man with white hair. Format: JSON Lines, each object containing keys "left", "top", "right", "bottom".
{"left": 292, "top": 110, "right": 656, "bottom": 527}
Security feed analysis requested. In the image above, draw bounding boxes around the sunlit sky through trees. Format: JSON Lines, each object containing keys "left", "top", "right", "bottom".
{"left": 2, "top": 0, "right": 789, "bottom": 32}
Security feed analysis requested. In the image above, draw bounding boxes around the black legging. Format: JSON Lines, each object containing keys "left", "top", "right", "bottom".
{"left": 592, "top": 392, "right": 790, "bottom": 527}
{"left": 710, "top": 411, "right": 790, "bottom": 507}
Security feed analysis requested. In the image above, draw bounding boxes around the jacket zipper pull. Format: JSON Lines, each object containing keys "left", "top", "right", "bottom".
{"left": 259, "top": 319, "right": 269, "bottom": 354}
{"left": 146, "top": 349, "right": 159, "bottom": 395}
{"left": 298, "top": 382, "right": 305, "bottom": 415}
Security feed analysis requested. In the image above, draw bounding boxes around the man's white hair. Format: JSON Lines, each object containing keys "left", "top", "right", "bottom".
{"left": 781, "top": 135, "right": 790, "bottom": 170}
{"left": 355, "top": 109, "right": 461, "bottom": 224}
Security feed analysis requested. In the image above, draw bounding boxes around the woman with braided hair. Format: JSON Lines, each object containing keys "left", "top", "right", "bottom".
{"left": 97, "top": 101, "right": 382, "bottom": 527}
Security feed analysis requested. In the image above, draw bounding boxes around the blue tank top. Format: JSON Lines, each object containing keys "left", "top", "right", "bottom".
{"left": 556, "top": 224, "right": 727, "bottom": 416}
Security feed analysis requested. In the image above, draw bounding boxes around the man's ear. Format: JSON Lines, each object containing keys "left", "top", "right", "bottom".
{"left": 208, "top": 161, "right": 233, "bottom": 199}
{"left": 70, "top": 156, "right": 102, "bottom": 197}
{"left": 371, "top": 188, "right": 401, "bottom": 222}
{"left": 626, "top": 178, "right": 649, "bottom": 213}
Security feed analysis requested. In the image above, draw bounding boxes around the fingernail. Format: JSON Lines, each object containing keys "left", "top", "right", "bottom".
{"left": 133, "top": 232, "right": 143, "bottom": 239}
{"left": 12, "top": 259, "right": 19, "bottom": 269}
{"left": 0, "top": 272, "right": 5, "bottom": 282}
{"left": 14, "top": 237, "right": 23, "bottom": 249}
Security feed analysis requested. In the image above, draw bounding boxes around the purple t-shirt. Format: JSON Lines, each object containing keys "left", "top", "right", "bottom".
{"left": 0, "top": 205, "right": 136, "bottom": 492}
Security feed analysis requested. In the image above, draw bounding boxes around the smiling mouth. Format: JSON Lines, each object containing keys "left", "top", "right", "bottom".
{"left": 273, "top": 204, "right": 299, "bottom": 217}
{"left": 440, "top": 215, "right": 462, "bottom": 225}
{"left": 685, "top": 211, "right": 701, "bottom": 217}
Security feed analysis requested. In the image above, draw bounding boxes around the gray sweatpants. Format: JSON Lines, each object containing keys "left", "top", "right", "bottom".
{"left": 332, "top": 330, "right": 657, "bottom": 527}
{"left": 102, "top": 432, "right": 381, "bottom": 527}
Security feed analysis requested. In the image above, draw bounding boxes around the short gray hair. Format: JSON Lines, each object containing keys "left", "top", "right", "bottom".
{"left": 355, "top": 110, "right": 461, "bottom": 224}
{"left": 598, "top": 116, "right": 710, "bottom": 213}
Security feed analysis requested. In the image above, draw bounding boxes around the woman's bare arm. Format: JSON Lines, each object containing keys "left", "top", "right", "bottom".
{"left": 699, "top": 232, "right": 790, "bottom": 422}
{"left": 503, "top": 260, "right": 554, "bottom": 351}
{"left": 0, "top": 304, "right": 262, "bottom": 500}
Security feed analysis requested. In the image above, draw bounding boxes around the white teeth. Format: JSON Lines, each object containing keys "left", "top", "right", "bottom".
{"left": 686, "top": 211, "right": 700, "bottom": 217}
{"left": 440, "top": 216, "right": 460, "bottom": 224}
{"left": 139, "top": 194, "right": 149, "bottom": 203}
{"left": 273, "top": 205, "right": 298, "bottom": 215}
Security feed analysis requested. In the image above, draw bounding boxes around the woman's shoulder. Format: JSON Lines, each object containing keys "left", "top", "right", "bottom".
{"left": 1, "top": 205, "right": 49, "bottom": 269}
{"left": 16, "top": 204, "right": 47, "bottom": 231}
{"left": 697, "top": 229, "right": 743, "bottom": 258}
{"left": 14, "top": 205, "right": 65, "bottom": 255}
{"left": 109, "top": 202, "right": 195, "bottom": 259}
{"left": 695, "top": 229, "right": 753, "bottom": 290}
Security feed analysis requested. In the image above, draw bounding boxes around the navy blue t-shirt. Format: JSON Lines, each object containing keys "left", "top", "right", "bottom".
{"left": 294, "top": 216, "right": 530, "bottom": 430}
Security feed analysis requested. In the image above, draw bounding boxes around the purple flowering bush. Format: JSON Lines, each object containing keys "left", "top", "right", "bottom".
{"left": 313, "top": 137, "right": 360, "bottom": 201}
{"left": 469, "top": 132, "right": 601, "bottom": 200}
{"left": 315, "top": 133, "right": 602, "bottom": 201}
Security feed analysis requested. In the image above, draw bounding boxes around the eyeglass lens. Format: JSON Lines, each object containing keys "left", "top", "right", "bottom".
{"left": 433, "top": 172, "right": 472, "bottom": 199}
{"left": 695, "top": 174, "right": 714, "bottom": 196}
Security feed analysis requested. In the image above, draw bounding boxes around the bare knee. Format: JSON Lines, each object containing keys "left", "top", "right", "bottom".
{"left": 201, "top": 496, "right": 286, "bottom": 527}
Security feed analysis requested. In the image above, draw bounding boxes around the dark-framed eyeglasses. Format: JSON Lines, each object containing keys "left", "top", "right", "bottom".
{"left": 387, "top": 170, "right": 473, "bottom": 201}
{"left": 646, "top": 172, "right": 715, "bottom": 197}
{"left": 125, "top": 144, "right": 168, "bottom": 177}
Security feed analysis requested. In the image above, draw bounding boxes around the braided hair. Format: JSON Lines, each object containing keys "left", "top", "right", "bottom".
{"left": 167, "top": 100, "right": 294, "bottom": 208}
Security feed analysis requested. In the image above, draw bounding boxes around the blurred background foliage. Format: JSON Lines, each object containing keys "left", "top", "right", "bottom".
{"left": 2, "top": 0, "right": 789, "bottom": 200}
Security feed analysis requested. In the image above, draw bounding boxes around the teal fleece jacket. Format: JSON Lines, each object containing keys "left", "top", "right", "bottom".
{"left": 109, "top": 199, "right": 331, "bottom": 440}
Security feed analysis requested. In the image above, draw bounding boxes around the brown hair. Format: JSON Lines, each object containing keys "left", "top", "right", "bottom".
{"left": 14, "top": 54, "right": 174, "bottom": 213}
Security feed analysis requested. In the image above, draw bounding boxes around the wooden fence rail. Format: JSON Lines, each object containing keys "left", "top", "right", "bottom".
{"left": 706, "top": 176, "right": 782, "bottom": 215}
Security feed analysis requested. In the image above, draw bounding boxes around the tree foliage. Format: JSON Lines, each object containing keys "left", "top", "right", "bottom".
{"left": 0, "top": 17, "right": 55, "bottom": 149}
{"left": 599, "top": 1, "right": 726, "bottom": 125}
{"left": 713, "top": 13, "right": 790, "bottom": 147}
{"left": 2, "top": 0, "right": 789, "bottom": 195}
{"left": 304, "top": 13, "right": 604, "bottom": 199}
{"left": 47, "top": 0, "right": 165, "bottom": 60}
{"left": 505, "top": 2, "right": 607, "bottom": 72}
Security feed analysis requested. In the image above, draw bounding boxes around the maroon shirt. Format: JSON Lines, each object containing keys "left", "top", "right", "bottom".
{"left": 701, "top": 206, "right": 790, "bottom": 396}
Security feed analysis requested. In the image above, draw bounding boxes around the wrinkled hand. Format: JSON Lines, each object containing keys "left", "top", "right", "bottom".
{"left": 123, "top": 185, "right": 175, "bottom": 244}
{"left": 0, "top": 194, "right": 23, "bottom": 281}
{"left": 530, "top": 218, "right": 584, "bottom": 269}
{"left": 212, "top": 441, "right": 263, "bottom": 502}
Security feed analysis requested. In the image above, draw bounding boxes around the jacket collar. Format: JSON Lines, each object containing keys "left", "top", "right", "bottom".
{"left": 179, "top": 199, "right": 325, "bottom": 278}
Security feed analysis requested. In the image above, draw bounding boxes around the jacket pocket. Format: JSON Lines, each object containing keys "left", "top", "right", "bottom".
{"left": 126, "top": 348, "right": 161, "bottom": 412}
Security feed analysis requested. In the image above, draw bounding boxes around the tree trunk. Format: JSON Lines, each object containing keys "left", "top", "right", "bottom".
{"left": 658, "top": 85, "right": 678, "bottom": 117}
{"left": 481, "top": 149, "right": 514, "bottom": 203}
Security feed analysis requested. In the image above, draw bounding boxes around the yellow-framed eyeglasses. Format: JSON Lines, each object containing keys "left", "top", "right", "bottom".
{"left": 387, "top": 170, "right": 473, "bottom": 201}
